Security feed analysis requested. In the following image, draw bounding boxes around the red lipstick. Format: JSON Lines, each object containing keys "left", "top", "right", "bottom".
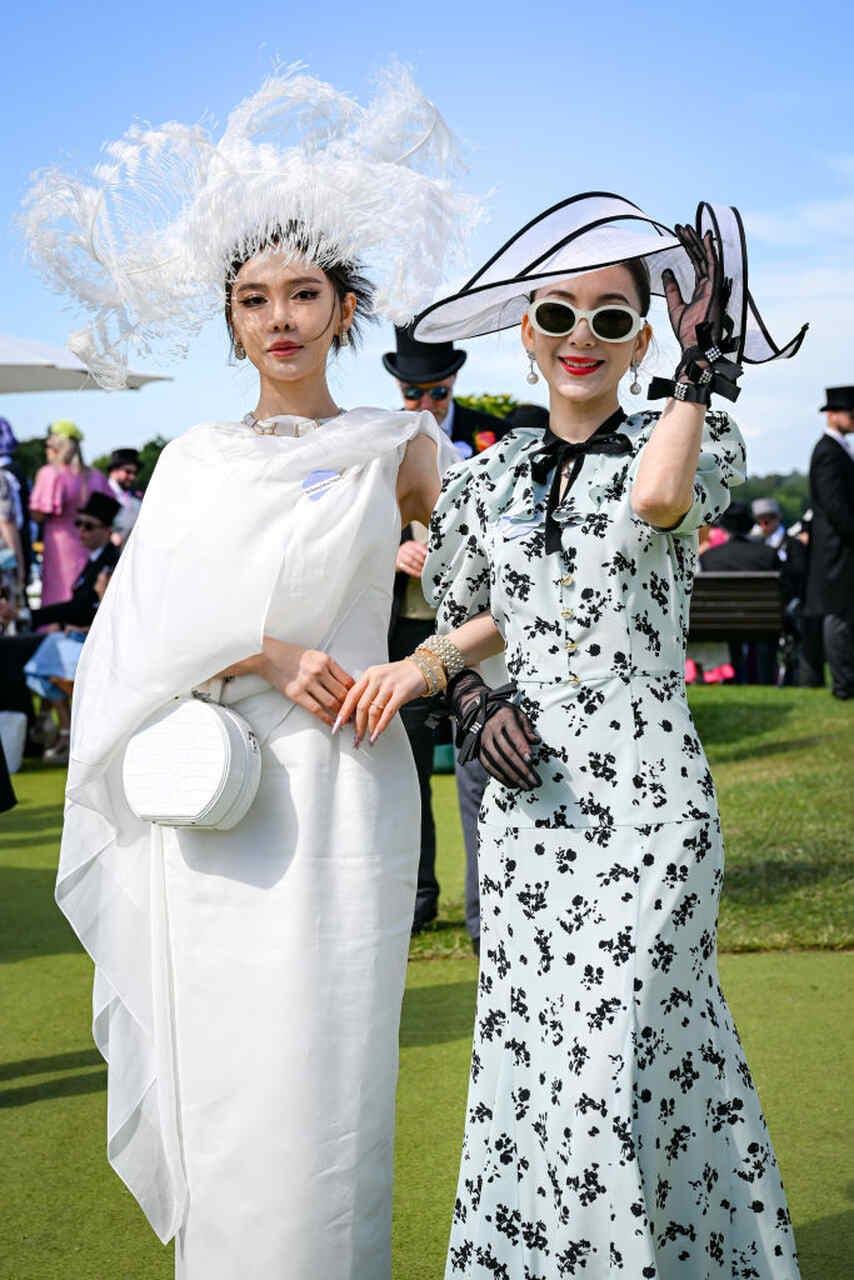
{"left": 267, "top": 341, "right": 303, "bottom": 357}
{"left": 559, "top": 357, "right": 603, "bottom": 377}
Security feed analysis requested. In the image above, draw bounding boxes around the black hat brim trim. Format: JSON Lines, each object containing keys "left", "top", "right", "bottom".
{"left": 413, "top": 243, "right": 676, "bottom": 341}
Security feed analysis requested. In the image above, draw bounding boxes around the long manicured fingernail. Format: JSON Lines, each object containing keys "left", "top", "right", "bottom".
{"left": 332, "top": 712, "right": 343, "bottom": 734}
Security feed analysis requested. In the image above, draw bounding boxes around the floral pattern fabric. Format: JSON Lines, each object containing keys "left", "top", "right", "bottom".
{"left": 424, "top": 411, "right": 801, "bottom": 1280}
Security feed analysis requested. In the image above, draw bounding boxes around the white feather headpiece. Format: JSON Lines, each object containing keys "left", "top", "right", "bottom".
{"left": 22, "top": 63, "right": 483, "bottom": 388}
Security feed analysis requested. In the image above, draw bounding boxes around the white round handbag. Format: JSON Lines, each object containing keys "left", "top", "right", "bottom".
{"left": 122, "top": 691, "right": 262, "bottom": 831}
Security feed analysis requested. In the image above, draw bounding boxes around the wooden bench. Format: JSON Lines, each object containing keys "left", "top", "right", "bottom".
{"left": 688, "top": 572, "right": 783, "bottom": 642}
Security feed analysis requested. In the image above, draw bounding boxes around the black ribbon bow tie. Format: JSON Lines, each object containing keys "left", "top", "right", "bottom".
{"left": 529, "top": 409, "right": 633, "bottom": 554}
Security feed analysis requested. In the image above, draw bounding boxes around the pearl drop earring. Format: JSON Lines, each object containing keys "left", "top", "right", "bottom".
{"left": 629, "top": 361, "right": 642, "bottom": 395}
{"left": 339, "top": 328, "right": 350, "bottom": 348}
{"left": 526, "top": 350, "right": 539, "bottom": 385}
{"left": 234, "top": 340, "right": 246, "bottom": 360}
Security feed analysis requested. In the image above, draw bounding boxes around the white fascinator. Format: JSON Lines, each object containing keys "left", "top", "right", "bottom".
{"left": 23, "top": 63, "right": 483, "bottom": 388}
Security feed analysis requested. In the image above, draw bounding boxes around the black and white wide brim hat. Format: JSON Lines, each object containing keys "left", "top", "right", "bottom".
{"left": 414, "top": 192, "right": 807, "bottom": 366}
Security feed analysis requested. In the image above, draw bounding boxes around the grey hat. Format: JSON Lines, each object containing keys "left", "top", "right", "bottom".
{"left": 752, "top": 497, "right": 781, "bottom": 519}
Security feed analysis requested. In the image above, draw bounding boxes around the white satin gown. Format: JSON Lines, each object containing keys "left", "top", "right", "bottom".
{"left": 163, "top": 443, "right": 419, "bottom": 1279}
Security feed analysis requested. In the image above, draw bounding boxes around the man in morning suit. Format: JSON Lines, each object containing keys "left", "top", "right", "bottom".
{"left": 804, "top": 386, "right": 854, "bottom": 698}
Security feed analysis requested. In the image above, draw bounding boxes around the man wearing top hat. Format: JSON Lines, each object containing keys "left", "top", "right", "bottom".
{"left": 383, "top": 326, "right": 508, "bottom": 945}
{"left": 804, "top": 386, "right": 854, "bottom": 698}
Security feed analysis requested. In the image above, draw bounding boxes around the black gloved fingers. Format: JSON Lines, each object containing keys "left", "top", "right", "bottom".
{"left": 661, "top": 267, "right": 685, "bottom": 316}
{"left": 482, "top": 723, "right": 540, "bottom": 790}
{"left": 484, "top": 727, "right": 530, "bottom": 787}
{"left": 478, "top": 739, "right": 520, "bottom": 788}
{"left": 513, "top": 705, "right": 542, "bottom": 745}
{"left": 502, "top": 707, "right": 541, "bottom": 762}
{"left": 681, "top": 223, "right": 710, "bottom": 280}
{"left": 480, "top": 736, "right": 537, "bottom": 790}
{"left": 498, "top": 722, "right": 542, "bottom": 788}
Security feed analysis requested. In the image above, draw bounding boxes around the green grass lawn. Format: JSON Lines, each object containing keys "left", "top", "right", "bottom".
{"left": 1, "top": 686, "right": 852, "bottom": 1279}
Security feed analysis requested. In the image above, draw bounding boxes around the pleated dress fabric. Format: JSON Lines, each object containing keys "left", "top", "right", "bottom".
{"left": 424, "top": 411, "right": 802, "bottom": 1280}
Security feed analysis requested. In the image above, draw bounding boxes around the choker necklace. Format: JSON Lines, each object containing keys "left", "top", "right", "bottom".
{"left": 243, "top": 409, "right": 343, "bottom": 437}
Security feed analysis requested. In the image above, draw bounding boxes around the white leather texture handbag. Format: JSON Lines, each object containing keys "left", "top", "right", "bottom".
{"left": 122, "top": 689, "right": 262, "bottom": 831}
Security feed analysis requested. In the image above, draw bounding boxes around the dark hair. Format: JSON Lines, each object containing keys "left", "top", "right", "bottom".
{"left": 718, "top": 501, "right": 754, "bottom": 537}
{"left": 224, "top": 222, "right": 376, "bottom": 357}
{"left": 622, "top": 257, "right": 651, "bottom": 315}
{"left": 109, "top": 448, "right": 140, "bottom": 470}
{"left": 529, "top": 256, "right": 652, "bottom": 315}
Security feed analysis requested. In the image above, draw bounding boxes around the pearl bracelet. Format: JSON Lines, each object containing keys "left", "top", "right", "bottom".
{"left": 419, "top": 633, "right": 466, "bottom": 679}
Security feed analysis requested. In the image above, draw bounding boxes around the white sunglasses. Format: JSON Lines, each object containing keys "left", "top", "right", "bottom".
{"left": 526, "top": 298, "right": 646, "bottom": 343}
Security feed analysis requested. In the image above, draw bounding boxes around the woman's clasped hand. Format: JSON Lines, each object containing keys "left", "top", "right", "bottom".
{"left": 334, "top": 658, "right": 429, "bottom": 746}
{"left": 260, "top": 636, "right": 355, "bottom": 728}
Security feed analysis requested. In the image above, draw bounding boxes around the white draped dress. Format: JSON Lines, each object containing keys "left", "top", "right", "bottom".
{"left": 55, "top": 409, "right": 453, "bottom": 1279}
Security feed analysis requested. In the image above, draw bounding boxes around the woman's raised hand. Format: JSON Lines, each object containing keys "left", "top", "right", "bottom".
{"left": 261, "top": 637, "right": 355, "bottom": 728}
{"left": 335, "top": 660, "right": 428, "bottom": 747}
{"left": 662, "top": 224, "right": 727, "bottom": 356}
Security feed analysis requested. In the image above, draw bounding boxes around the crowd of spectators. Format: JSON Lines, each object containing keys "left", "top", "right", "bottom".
{"left": 1, "top": 421, "right": 141, "bottom": 800}
{"left": 689, "top": 384, "right": 854, "bottom": 696}
{"left": 1, "top": 383, "right": 852, "bottom": 814}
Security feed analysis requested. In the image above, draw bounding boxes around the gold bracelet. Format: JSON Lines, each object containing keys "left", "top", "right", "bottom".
{"left": 411, "top": 646, "right": 448, "bottom": 695}
{"left": 408, "top": 652, "right": 440, "bottom": 696}
{"left": 415, "top": 646, "right": 448, "bottom": 694}
{"left": 420, "top": 633, "right": 466, "bottom": 679}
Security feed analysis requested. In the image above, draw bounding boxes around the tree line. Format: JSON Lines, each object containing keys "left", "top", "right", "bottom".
{"left": 13, "top": 405, "right": 811, "bottom": 527}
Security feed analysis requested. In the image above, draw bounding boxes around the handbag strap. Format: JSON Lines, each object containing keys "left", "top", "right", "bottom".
{"left": 191, "top": 676, "right": 232, "bottom": 706}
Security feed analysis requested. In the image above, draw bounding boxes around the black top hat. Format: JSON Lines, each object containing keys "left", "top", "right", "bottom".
{"left": 819, "top": 386, "right": 854, "bottom": 412}
{"left": 718, "top": 501, "right": 754, "bottom": 536}
{"left": 78, "top": 492, "right": 121, "bottom": 527}
{"left": 382, "top": 325, "right": 467, "bottom": 383}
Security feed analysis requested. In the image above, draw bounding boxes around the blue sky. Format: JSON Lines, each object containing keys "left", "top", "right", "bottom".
{"left": 2, "top": 0, "right": 852, "bottom": 473}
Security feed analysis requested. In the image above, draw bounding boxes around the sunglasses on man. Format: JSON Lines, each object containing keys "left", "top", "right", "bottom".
{"left": 401, "top": 385, "right": 452, "bottom": 402}
{"left": 75, "top": 518, "right": 104, "bottom": 532}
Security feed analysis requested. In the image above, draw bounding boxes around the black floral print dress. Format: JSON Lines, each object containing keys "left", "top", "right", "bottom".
{"left": 424, "top": 410, "right": 801, "bottom": 1280}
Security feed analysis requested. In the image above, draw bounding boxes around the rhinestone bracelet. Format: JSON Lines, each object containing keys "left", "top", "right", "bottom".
{"left": 409, "top": 650, "right": 446, "bottom": 697}
{"left": 420, "top": 633, "right": 467, "bottom": 680}
{"left": 415, "top": 646, "right": 449, "bottom": 694}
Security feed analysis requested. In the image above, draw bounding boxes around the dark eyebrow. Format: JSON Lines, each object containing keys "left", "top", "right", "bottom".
{"left": 542, "top": 288, "right": 632, "bottom": 305}
{"left": 234, "top": 275, "right": 324, "bottom": 295}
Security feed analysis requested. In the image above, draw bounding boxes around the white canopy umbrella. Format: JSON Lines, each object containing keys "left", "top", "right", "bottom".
{"left": 0, "top": 334, "right": 170, "bottom": 393}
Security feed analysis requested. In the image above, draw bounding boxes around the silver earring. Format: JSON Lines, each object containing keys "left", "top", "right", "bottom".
{"left": 339, "top": 328, "right": 350, "bottom": 348}
{"left": 233, "top": 340, "right": 246, "bottom": 361}
{"left": 526, "top": 350, "right": 539, "bottom": 385}
{"left": 629, "top": 362, "right": 642, "bottom": 395}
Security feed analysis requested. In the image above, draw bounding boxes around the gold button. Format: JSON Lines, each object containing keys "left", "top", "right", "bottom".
{"left": 566, "top": 674, "right": 581, "bottom": 685}
{"left": 565, "top": 641, "right": 577, "bottom": 652}
{"left": 560, "top": 574, "right": 574, "bottom": 586}
{"left": 561, "top": 608, "right": 574, "bottom": 619}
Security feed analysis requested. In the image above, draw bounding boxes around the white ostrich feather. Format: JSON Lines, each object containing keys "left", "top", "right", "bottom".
{"left": 22, "top": 63, "right": 483, "bottom": 388}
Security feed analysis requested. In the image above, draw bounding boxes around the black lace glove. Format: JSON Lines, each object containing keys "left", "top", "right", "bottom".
{"left": 648, "top": 223, "right": 743, "bottom": 406}
{"left": 446, "top": 670, "right": 542, "bottom": 790}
